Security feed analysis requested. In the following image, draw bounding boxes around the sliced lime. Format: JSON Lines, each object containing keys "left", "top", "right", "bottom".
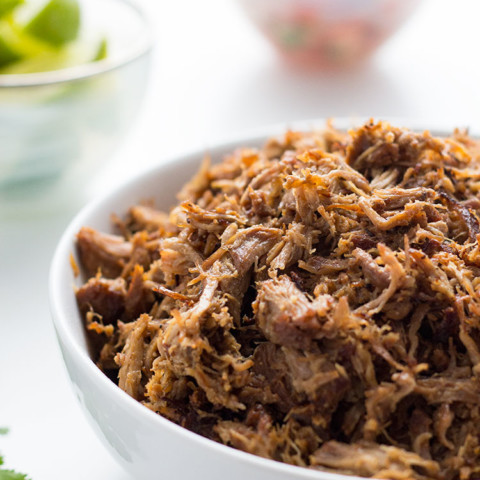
{"left": 93, "top": 36, "right": 107, "bottom": 61}
{"left": 0, "top": 48, "right": 68, "bottom": 73}
{"left": 25, "top": 0, "right": 80, "bottom": 47}
{"left": 0, "top": 33, "right": 22, "bottom": 67}
{"left": 0, "top": 0, "right": 23, "bottom": 19}
{"left": 0, "top": 16, "right": 58, "bottom": 72}
{"left": 1, "top": 16, "right": 52, "bottom": 54}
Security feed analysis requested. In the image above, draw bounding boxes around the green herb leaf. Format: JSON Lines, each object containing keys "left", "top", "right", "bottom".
{"left": 0, "top": 429, "right": 31, "bottom": 479}
{"left": 0, "top": 469, "right": 30, "bottom": 480}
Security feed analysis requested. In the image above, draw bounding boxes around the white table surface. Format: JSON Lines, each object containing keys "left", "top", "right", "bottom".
{"left": 2, "top": 0, "right": 480, "bottom": 478}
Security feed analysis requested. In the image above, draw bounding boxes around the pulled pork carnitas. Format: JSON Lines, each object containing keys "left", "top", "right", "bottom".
{"left": 76, "top": 121, "right": 480, "bottom": 479}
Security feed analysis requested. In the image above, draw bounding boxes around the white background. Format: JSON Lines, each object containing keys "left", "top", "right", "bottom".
{"left": 2, "top": 0, "right": 480, "bottom": 478}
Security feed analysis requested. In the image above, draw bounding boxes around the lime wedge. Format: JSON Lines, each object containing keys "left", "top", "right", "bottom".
{"left": 0, "top": 32, "right": 22, "bottom": 67}
{"left": 0, "top": 16, "right": 58, "bottom": 72}
{"left": 93, "top": 36, "right": 107, "bottom": 61}
{"left": 0, "top": 0, "right": 105, "bottom": 75}
{"left": 25, "top": 0, "right": 80, "bottom": 47}
{"left": 0, "top": 48, "right": 68, "bottom": 73}
{"left": 0, "top": 0, "right": 23, "bottom": 19}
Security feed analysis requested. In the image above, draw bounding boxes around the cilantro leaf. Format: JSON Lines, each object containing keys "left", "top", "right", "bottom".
{"left": 0, "top": 469, "right": 30, "bottom": 480}
{"left": 0, "top": 427, "right": 8, "bottom": 464}
{"left": 0, "top": 428, "right": 31, "bottom": 479}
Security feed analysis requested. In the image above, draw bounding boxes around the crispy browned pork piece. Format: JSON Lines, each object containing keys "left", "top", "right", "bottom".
{"left": 76, "top": 121, "right": 480, "bottom": 479}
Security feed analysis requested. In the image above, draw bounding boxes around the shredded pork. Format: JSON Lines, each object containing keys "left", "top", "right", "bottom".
{"left": 76, "top": 121, "right": 480, "bottom": 479}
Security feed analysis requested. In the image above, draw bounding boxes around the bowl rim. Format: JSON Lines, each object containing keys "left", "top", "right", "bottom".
{"left": 0, "top": 0, "right": 152, "bottom": 88}
{"left": 49, "top": 117, "right": 474, "bottom": 480}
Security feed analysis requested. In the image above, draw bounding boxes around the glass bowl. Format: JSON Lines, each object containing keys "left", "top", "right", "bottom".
{"left": 0, "top": 0, "right": 152, "bottom": 217}
{"left": 236, "top": 0, "right": 421, "bottom": 69}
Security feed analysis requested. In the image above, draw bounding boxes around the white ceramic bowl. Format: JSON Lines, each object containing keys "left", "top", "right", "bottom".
{"left": 49, "top": 119, "right": 457, "bottom": 480}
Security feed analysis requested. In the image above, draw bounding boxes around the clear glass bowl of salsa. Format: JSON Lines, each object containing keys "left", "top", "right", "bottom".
{"left": 237, "top": 0, "right": 421, "bottom": 69}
